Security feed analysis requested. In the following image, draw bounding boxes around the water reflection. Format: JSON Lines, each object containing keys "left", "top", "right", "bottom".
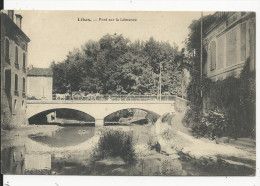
{"left": 1, "top": 146, "right": 25, "bottom": 174}
{"left": 2, "top": 146, "right": 52, "bottom": 175}
{"left": 28, "top": 126, "right": 95, "bottom": 147}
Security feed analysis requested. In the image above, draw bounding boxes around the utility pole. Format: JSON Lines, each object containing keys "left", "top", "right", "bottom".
{"left": 200, "top": 11, "right": 203, "bottom": 98}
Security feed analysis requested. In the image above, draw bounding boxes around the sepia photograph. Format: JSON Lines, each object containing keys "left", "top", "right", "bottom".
{"left": 1, "top": 10, "right": 256, "bottom": 177}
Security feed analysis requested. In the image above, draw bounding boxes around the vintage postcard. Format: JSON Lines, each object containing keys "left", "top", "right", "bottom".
{"left": 1, "top": 10, "right": 256, "bottom": 176}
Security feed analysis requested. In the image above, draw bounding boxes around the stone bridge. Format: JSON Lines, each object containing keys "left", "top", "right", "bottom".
{"left": 26, "top": 100, "right": 176, "bottom": 126}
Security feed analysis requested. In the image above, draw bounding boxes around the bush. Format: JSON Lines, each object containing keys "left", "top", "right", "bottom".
{"left": 91, "top": 129, "right": 136, "bottom": 164}
{"left": 191, "top": 111, "right": 235, "bottom": 139}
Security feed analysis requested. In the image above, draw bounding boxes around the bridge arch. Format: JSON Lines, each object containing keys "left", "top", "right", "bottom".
{"left": 104, "top": 107, "right": 160, "bottom": 118}
{"left": 26, "top": 100, "right": 175, "bottom": 126}
{"left": 28, "top": 108, "right": 95, "bottom": 125}
{"left": 104, "top": 108, "right": 160, "bottom": 124}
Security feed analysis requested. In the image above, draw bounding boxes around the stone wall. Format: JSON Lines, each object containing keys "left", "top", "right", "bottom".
{"left": 27, "top": 76, "right": 53, "bottom": 100}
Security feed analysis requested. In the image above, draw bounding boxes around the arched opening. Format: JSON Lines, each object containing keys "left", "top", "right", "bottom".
{"left": 104, "top": 108, "right": 160, "bottom": 126}
{"left": 28, "top": 108, "right": 95, "bottom": 126}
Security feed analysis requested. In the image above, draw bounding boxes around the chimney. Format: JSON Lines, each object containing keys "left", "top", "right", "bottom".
{"left": 15, "top": 14, "right": 23, "bottom": 29}
{"left": 7, "top": 10, "right": 14, "bottom": 21}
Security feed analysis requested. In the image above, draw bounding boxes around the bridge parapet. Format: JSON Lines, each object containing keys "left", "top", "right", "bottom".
{"left": 27, "top": 100, "right": 175, "bottom": 104}
{"left": 49, "top": 94, "right": 176, "bottom": 101}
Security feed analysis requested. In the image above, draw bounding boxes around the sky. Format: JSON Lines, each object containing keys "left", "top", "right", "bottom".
{"left": 16, "top": 11, "right": 214, "bottom": 68}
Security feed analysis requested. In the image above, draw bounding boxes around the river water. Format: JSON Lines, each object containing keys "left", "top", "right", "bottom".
{"left": 1, "top": 124, "right": 254, "bottom": 176}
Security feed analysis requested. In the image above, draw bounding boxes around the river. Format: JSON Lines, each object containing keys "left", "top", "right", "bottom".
{"left": 1, "top": 121, "right": 255, "bottom": 176}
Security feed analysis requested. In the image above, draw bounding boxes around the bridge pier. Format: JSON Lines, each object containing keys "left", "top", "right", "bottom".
{"left": 95, "top": 118, "right": 104, "bottom": 127}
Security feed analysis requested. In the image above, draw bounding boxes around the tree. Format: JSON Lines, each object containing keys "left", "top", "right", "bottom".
{"left": 51, "top": 34, "right": 182, "bottom": 96}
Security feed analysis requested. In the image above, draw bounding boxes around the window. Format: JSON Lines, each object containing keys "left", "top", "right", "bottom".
{"left": 5, "top": 39, "right": 10, "bottom": 62}
{"left": 15, "top": 74, "right": 18, "bottom": 91}
{"left": 14, "top": 74, "right": 19, "bottom": 96}
{"left": 15, "top": 46, "right": 20, "bottom": 69}
{"left": 210, "top": 41, "right": 216, "bottom": 71}
{"left": 15, "top": 46, "right": 18, "bottom": 63}
{"left": 5, "top": 70, "right": 11, "bottom": 95}
{"left": 23, "top": 53, "right": 26, "bottom": 68}
{"left": 23, "top": 78, "right": 25, "bottom": 92}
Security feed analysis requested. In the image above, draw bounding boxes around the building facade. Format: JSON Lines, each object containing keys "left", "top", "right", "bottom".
{"left": 27, "top": 66, "right": 53, "bottom": 100}
{"left": 1, "top": 10, "right": 30, "bottom": 128}
{"left": 203, "top": 12, "right": 256, "bottom": 81}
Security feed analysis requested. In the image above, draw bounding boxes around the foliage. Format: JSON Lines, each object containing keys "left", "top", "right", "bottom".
{"left": 191, "top": 111, "right": 234, "bottom": 139}
{"left": 182, "top": 106, "right": 202, "bottom": 127}
{"left": 184, "top": 60, "right": 256, "bottom": 138}
{"left": 202, "top": 60, "right": 255, "bottom": 138}
{"left": 51, "top": 34, "right": 185, "bottom": 96}
{"left": 91, "top": 129, "right": 136, "bottom": 164}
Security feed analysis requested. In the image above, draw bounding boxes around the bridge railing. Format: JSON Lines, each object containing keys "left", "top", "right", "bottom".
{"left": 49, "top": 94, "right": 177, "bottom": 101}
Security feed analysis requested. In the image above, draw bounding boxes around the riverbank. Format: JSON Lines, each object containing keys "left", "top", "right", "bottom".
{"left": 1, "top": 112, "right": 256, "bottom": 175}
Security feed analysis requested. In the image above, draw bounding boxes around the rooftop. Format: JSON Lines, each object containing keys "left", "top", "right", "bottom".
{"left": 28, "top": 67, "right": 53, "bottom": 77}
{"left": 1, "top": 12, "right": 30, "bottom": 43}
